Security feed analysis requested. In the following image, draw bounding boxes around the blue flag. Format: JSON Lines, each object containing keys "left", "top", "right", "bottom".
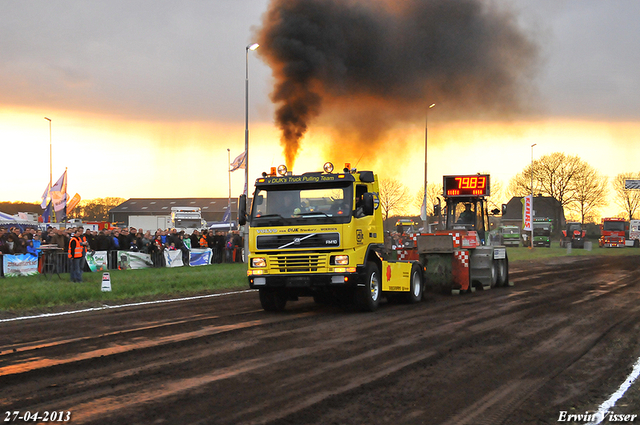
{"left": 43, "top": 201, "right": 52, "bottom": 223}
{"left": 222, "top": 208, "right": 230, "bottom": 223}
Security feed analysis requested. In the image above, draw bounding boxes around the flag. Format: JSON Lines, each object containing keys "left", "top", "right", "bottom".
{"left": 41, "top": 183, "right": 50, "bottom": 209}
{"left": 43, "top": 201, "right": 52, "bottom": 223}
{"left": 52, "top": 191, "right": 67, "bottom": 212}
{"left": 51, "top": 170, "right": 67, "bottom": 193}
{"left": 420, "top": 193, "right": 427, "bottom": 221}
{"left": 50, "top": 170, "right": 68, "bottom": 213}
{"left": 67, "top": 193, "right": 81, "bottom": 212}
{"left": 522, "top": 195, "right": 532, "bottom": 231}
{"left": 222, "top": 207, "right": 230, "bottom": 223}
{"left": 230, "top": 151, "right": 246, "bottom": 172}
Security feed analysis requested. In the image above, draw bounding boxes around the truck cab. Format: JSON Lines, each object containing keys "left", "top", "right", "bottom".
{"left": 240, "top": 163, "right": 422, "bottom": 312}
{"left": 599, "top": 218, "right": 627, "bottom": 248}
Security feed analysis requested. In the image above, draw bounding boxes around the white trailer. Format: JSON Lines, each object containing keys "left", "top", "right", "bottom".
{"left": 128, "top": 215, "right": 171, "bottom": 232}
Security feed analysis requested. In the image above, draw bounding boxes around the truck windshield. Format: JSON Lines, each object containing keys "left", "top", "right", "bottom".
{"left": 603, "top": 221, "right": 625, "bottom": 232}
{"left": 251, "top": 184, "right": 353, "bottom": 226}
{"left": 173, "top": 219, "right": 201, "bottom": 229}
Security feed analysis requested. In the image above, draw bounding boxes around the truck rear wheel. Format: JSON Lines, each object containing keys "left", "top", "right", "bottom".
{"left": 403, "top": 263, "right": 423, "bottom": 303}
{"left": 259, "top": 289, "right": 287, "bottom": 312}
{"left": 497, "top": 259, "right": 509, "bottom": 287}
{"left": 355, "top": 262, "right": 381, "bottom": 312}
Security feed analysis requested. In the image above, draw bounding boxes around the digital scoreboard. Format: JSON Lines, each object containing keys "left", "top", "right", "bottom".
{"left": 443, "top": 174, "right": 490, "bottom": 197}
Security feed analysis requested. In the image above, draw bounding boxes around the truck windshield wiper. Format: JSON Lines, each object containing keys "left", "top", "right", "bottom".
{"left": 300, "top": 212, "right": 330, "bottom": 218}
{"left": 255, "top": 214, "right": 285, "bottom": 220}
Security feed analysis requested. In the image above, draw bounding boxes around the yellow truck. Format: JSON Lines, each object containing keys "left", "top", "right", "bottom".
{"left": 239, "top": 163, "right": 422, "bottom": 311}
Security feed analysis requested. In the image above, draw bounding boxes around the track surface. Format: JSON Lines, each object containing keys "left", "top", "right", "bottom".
{"left": 2, "top": 256, "right": 640, "bottom": 424}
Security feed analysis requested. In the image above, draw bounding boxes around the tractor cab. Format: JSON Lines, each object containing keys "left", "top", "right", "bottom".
{"left": 443, "top": 197, "right": 491, "bottom": 243}
{"left": 437, "top": 174, "right": 494, "bottom": 245}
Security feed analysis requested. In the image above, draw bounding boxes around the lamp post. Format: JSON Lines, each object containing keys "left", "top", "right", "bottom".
{"left": 227, "top": 148, "right": 232, "bottom": 231}
{"left": 244, "top": 43, "right": 259, "bottom": 263}
{"left": 530, "top": 143, "right": 537, "bottom": 249}
{"left": 422, "top": 103, "right": 436, "bottom": 231}
{"left": 44, "top": 117, "right": 52, "bottom": 189}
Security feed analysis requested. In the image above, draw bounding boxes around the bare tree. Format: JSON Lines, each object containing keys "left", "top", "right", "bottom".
{"left": 566, "top": 165, "right": 608, "bottom": 223}
{"left": 71, "top": 197, "right": 126, "bottom": 221}
{"left": 508, "top": 152, "right": 587, "bottom": 209}
{"left": 612, "top": 173, "right": 640, "bottom": 220}
{"left": 378, "top": 178, "right": 409, "bottom": 222}
{"left": 412, "top": 182, "right": 443, "bottom": 217}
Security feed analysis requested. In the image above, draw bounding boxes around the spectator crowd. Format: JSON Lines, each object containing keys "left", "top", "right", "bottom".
{"left": 0, "top": 226, "right": 244, "bottom": 276}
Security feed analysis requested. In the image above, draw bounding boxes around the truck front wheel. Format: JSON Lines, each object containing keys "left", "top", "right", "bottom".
{"left": 404, "top": 263, "right": 424, "bottom": 303}
{"left": 259, "top": 288, "right": 287, "bottom": 312}
{"left": 356, "top": 262, "right": 381, "bottom": 312}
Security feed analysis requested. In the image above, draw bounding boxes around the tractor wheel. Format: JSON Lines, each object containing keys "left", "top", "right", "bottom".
{"left": 490, "top": 261, "right": 498, "bottom": 288}
{"left": 403, "top": 263, "right": 423, "bottom": 303}
{"left": 497, "top": 259, "right": 509, "bottom": 287}
{"left": 259, "top": 289, "right": 287, "bottom": 312}
{"left": 355, "top": 262, "right": 381, "bottom": 312}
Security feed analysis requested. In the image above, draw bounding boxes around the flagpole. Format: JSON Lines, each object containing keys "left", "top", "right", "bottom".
{"left": 228, "top": 148, "right": 232, "bottom": 231}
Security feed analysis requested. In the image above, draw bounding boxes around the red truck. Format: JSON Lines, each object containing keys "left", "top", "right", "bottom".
{"left": 599, "top": 217, "right": 627, "bottom": 248}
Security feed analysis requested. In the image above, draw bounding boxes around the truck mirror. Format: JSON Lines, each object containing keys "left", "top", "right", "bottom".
{"left": 434, "top": 205, "right": 441, "bottom": 216}
{"left": 238, "top": 194, "right": 247, "bottom": 225}
{"left": 362, "top": 193, "right": 375, "bottom": 216}
{"left": 255, "top": 195, "right": 264, "bottom": 205}
{"left": 501, "top": 204, "right": 507, "bottom": 215}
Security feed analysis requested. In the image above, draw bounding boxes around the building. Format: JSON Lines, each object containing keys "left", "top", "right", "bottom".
{"left": 108, "top": 198, "right": 240, "bottom": 231}
{"left": 502, "top": 195, "right": 565, "bottom": 236}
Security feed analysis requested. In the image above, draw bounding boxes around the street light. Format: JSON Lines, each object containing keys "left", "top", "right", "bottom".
{"left": 244, "top": 43, "right": 259, "bottom": 263}
{"left": 245, "top": 43, "right": 259, "bottom": 197}
{"left": 530, "top": 143, "right": 537, "bottom": 249}
{"left": 422, "top": 103, "right": 436, "bottom": 231}
{"left": 227, "top": 148, "right": 232, "bottom": 231}
{"left": 44, "top": 117, "right": 52, "bottom": 189}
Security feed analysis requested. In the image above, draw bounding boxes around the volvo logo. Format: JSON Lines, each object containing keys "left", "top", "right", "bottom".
{"left": 293, "top": 238, "right": 301, "bottom": 245}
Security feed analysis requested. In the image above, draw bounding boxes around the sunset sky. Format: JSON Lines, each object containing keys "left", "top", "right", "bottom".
{"left": 1, "top": 1, "right": 638, "bottom": 218}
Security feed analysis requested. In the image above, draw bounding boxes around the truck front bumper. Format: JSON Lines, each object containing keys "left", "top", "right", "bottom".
{"left": 248, "top": 271, "right": 361, "bottom": 289}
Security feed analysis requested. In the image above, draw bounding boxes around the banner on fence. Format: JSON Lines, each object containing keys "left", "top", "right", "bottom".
{"left": 86, "top": 251, "right": 108, "bottom": 272}
{"left": 190, "top": 248, "right": 212, "bottom": 266}
{"left": 117, "top": 251, "right": 153, "bottom": 270}
{"left": 164, "top": 250, "right": 184, "bottom": 267}
{"left": 3, "top": 254, "right": 39, "bottom": 277}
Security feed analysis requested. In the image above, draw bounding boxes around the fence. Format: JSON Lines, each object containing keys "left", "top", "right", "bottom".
{"left": 1, "top": 247, "right": 242, "bottom": 278}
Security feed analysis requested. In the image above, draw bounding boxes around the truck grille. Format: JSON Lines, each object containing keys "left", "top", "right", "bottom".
{"left": 270, "top": 255, "right": 326, "bottom": 273}
{"left": 257, "top": 233, "right": 340, "bottom": 250}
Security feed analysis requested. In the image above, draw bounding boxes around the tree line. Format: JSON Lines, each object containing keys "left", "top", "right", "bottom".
{"left": 1, "top": 198, "right": 125, "bottom": 222}
{"left": 378, "top": 152, "right": 640, "bottom": 224}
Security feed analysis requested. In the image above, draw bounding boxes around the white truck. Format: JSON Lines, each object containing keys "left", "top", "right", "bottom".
{"left": 628, "top": 219, "right": 640, "bottom": 247}
{"left": 171, "top": 207, "right": 206, "bottom": 231}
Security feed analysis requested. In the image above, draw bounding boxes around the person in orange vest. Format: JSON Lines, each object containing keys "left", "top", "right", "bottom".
{"left": 199, "top": 230, "right": 209, "bottom": 248}
{"left": 68, "top": 226, "right": 89, "bottom": 282}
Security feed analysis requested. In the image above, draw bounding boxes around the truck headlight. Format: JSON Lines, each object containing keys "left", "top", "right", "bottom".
{"left": 251, "top": 257, "right": 267, "bottom": 268}
{"left": 330, "top": 255, "right": 349, "bottom": 265}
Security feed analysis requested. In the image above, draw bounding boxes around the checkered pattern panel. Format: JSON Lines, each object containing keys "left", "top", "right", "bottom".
{"left": 454, "top": 250, "right": 469, "bottom": 268}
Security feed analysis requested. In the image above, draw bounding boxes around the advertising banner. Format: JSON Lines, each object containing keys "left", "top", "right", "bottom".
{"left": 190, "top": 248, "right": 212, "bottom": 266}
{"left": 86, "top": 251, "right": 108, "bottom": 272}
{"left": 522, "top": 195, "right": 532, "bottom": 231}
{"left": 164, "top": 250, "right": 184, "bottom": 267}
{"left": 3, "top": 254, "right": 39, "bottom": 277}
{"left": 117, "top": 251, "right": 153, "bottom": 270}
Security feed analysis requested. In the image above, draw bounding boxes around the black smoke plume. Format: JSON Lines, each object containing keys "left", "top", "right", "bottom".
{"left": 256, "top": 0, "right": 538, "bottom": 167}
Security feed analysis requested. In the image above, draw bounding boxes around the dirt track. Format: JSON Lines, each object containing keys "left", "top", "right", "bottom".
{"left": 2, "top": 255, "right": 640, "bottom": 425}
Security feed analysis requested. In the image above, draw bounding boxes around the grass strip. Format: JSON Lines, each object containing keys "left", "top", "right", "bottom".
{"left": 1, "top": 244, "right": 637, "bottom": 316}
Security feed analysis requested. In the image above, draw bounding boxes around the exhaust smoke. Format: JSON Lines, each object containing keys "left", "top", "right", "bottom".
{"left": 256, "top": 0, "right": 538, "bottom": 168}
